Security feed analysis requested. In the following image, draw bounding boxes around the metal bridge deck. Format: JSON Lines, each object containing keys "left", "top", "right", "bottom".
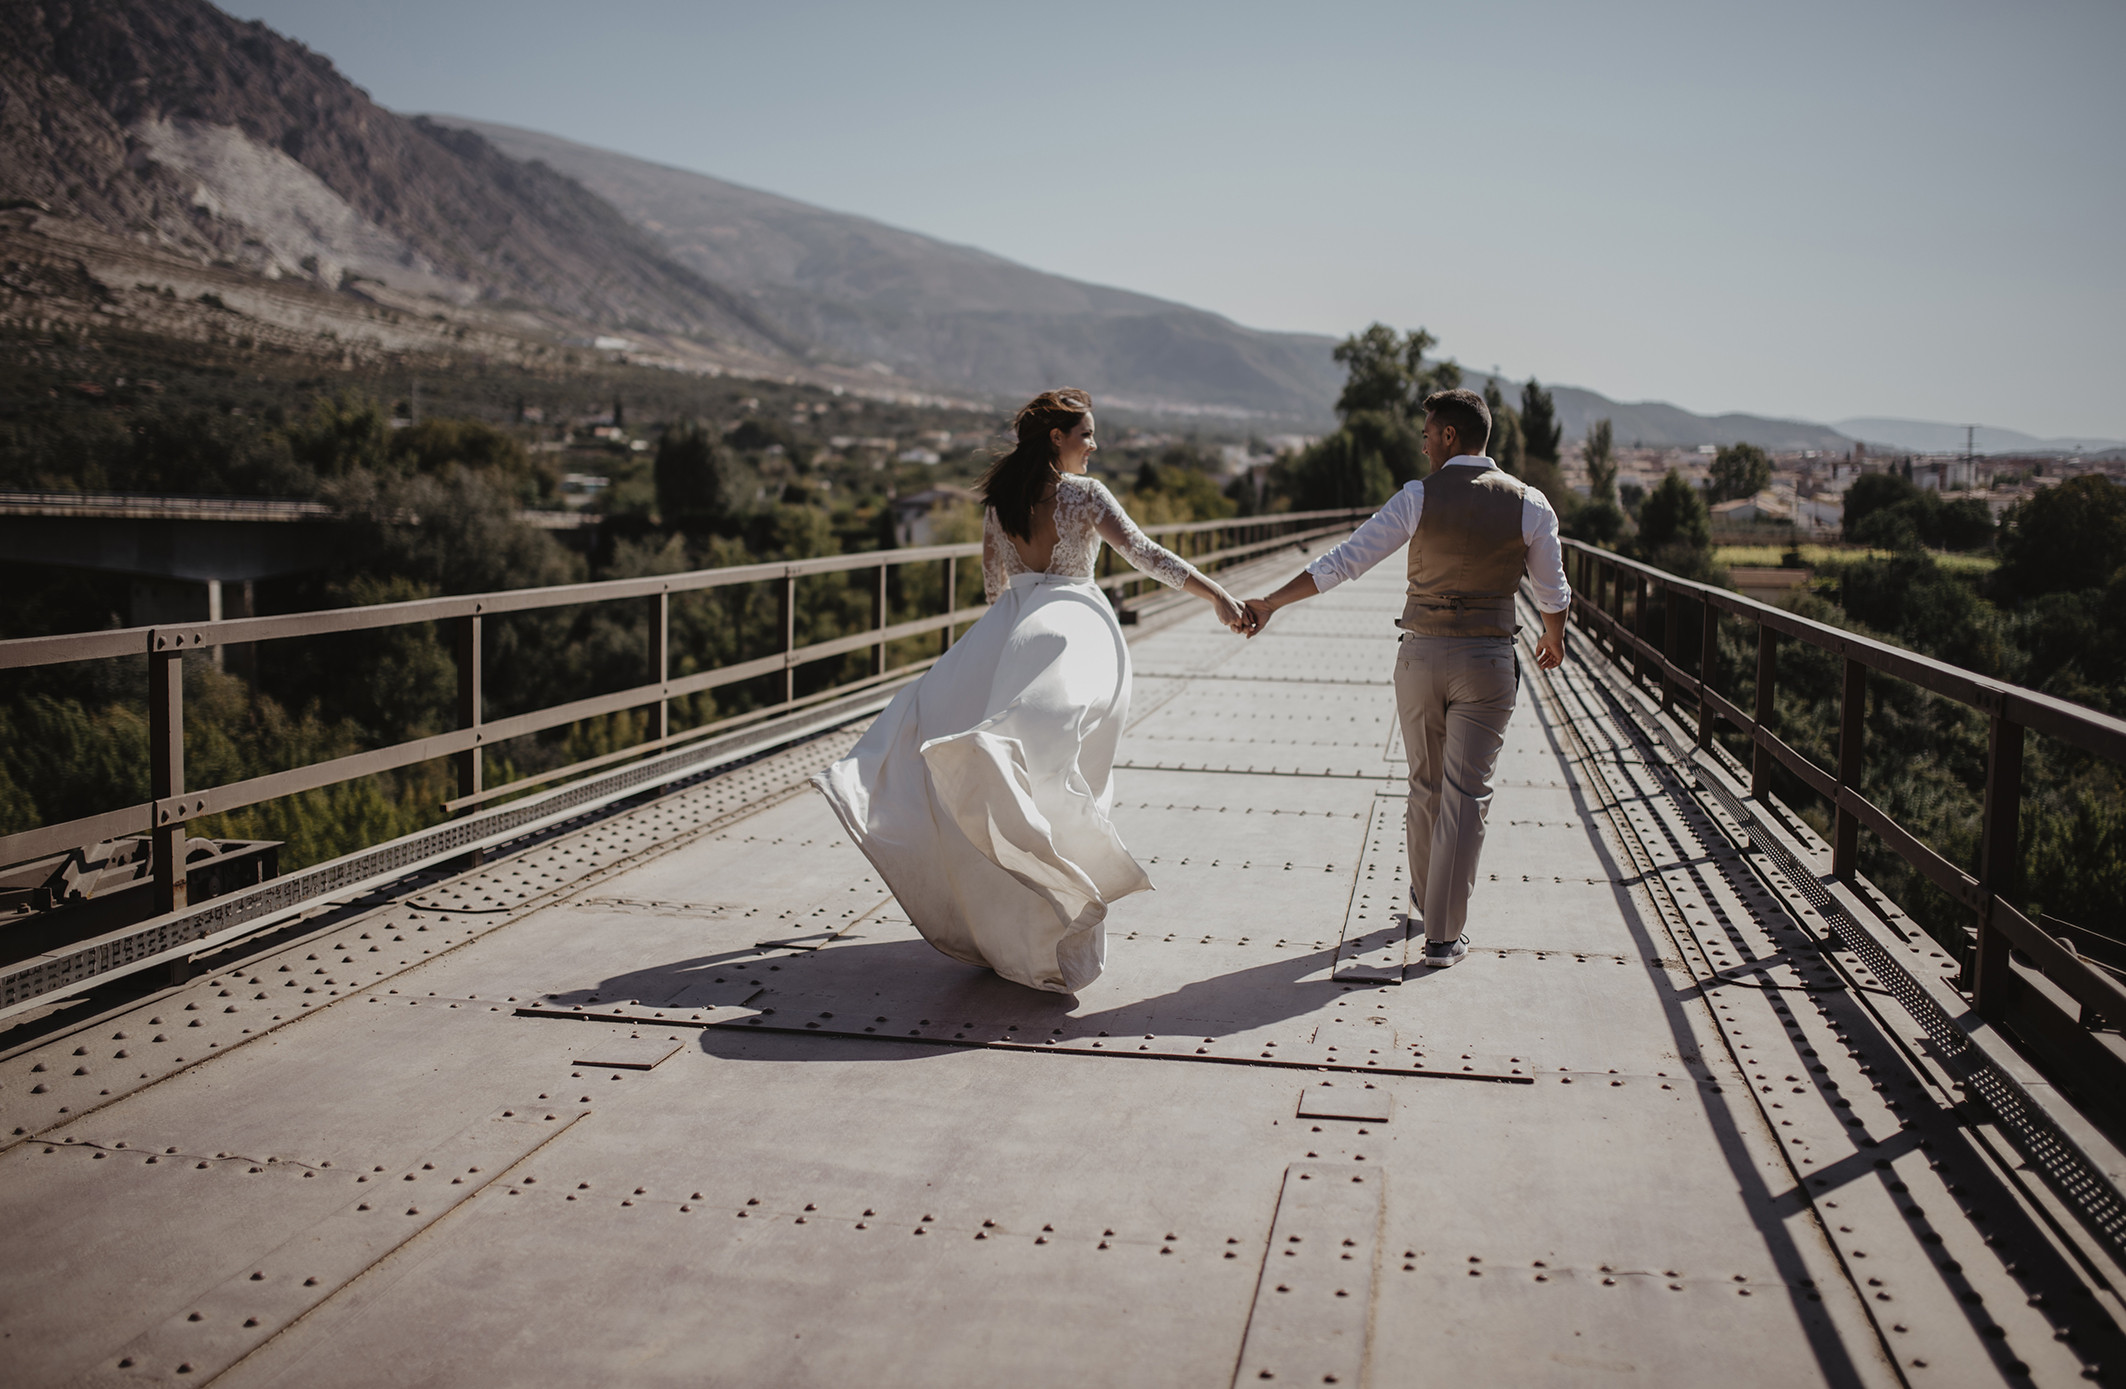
{"left": 4, "top": 561, "right": 2121, "bottom": 1388}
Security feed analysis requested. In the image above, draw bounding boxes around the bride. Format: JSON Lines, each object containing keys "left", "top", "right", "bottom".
{"left": 814, "top": 389, "right": 1248, "bottom": 993}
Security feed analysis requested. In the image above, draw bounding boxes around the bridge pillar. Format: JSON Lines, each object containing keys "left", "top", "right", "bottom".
{"left": 126, "top": 577, "right": 255, "bottom": 678}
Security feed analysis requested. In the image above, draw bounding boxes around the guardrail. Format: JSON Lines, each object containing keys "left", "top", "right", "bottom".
{"left": 0, "top": 506, "right": 1367, "bottom": 914}
{"left": 0, "top": 490, "right": 335, "bottom": 520}
{"left": 1560, "top": 538, "right": 2126, "bottom": 1117}
{"left": 0, "top": 489, "right": 594, "bottom": 530}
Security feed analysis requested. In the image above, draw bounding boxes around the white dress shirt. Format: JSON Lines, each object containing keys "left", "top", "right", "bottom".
{"left": 1304, "top": 456, "right": 1574, "bottom": 614}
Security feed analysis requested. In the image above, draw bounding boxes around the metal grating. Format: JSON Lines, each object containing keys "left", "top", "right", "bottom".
{"left": 0, "top": 686, "right": 904, "bottom": 1016}
{"left": 1569, "top": 620, "right": 2126, "bottom": 1275}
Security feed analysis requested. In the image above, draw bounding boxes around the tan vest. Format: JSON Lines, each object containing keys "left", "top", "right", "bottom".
{"left": 1397, "top": 463, "right": 1529, "bottom": 639}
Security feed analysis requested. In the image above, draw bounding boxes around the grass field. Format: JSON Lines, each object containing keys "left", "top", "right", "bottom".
{"left": 1713, "top": 544, "right": 1998, "bottom": 576}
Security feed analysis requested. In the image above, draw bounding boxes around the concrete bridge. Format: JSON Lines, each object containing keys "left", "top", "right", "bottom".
{"left": 2, "top": 556, "right": 2120, "bottom": 1387}
{"left": 0, "top": 491, "right": 597, "bottom": 632}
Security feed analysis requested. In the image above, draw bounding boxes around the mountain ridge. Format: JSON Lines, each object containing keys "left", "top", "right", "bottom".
{"left": 430, "top": 116, "right": 1348, "bottom": 421}
{"left": 0, "top": 0, "right": 787, "bottom": 353}
{"left": 1834, "top": 418, "right": 2125, "bottom": 457}
{"left": 0, "top": 0, "right": 2093, "bottom": 453}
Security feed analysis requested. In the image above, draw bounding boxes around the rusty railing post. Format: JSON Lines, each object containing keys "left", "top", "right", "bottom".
{"left": 1833, "top": 657, "right": 1866, "bottom": 879}
{"left": 942, "top": 556, "right": 957, "bottom": 654}
{"left": 1660, "top": 580, "right": 1679, "bottom": 716}
{"left": 1970, "top": 712, "right": 2025, "bottom": 1012}
{"left": 1598, "top": 557, "right": 1615, "bottom": 659}
{"left": 873, "top": 563, "right": 889, "bottom": 677}
{"left": 1632, "top": 573, "right": 1648, "bottom": 688}
{"left": 1697, "top": 597, "right": 1718, "bottom": 751}
{"left": 149, "top": 639, "right": 186, "bottom": 915}
{"left": 1751, "top": 624, "right": 1777, "bottom": 801}
{"left": 779, "top": 571, "right": 797, "bottom": 704}
{"left": 454, "top": 610, "right": 484, "bottom": 866}
{"left": 649, "top": 591, "right": 669, "bottom": 743}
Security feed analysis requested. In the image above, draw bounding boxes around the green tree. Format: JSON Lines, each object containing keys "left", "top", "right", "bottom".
{"left": 1520, "top": 378, "right": 1562, "bottom": 464}
{"left": 1274, "top": 321, "right": 1462, "bottom": 509}
{"left": 1708, "top": 442, "right": 1772, "bottom": 503}
{"left": 1130, "top": 452, "right": 1238, "bottom": 524}
{"left": 1632, "top": 469, "right": 1718, "bottom": 582}
{"left": 1334, "top": 323, "right": 1430, "bottom": 416}
{"left": 1483, "top": 379, "right": 1525, "bottom": 476}
{"left": 1273, "top": 432, "right": 1396, "bottom": 511}
{"left": 1331, "top": 322, "right": 1464, "bottom": 419}
{"left": 1998, "top": 474, "right": 2126, "bottom": 598}
{"left": 1563, "top": 419, "right": 1623, "bottom": 545}
{"left": 1584, "top": 419, "right": 1617, "bottom": 503}
{"left": 655, "top": 423, "right": 729, "bottom": 527}
{"left": 1841, "top": 552, "right": 2010, "bottom": 676}
{"left": 389, "top": 418, "right": 553, "bottom": 502}
{"left": 1844, "top": 470, "right": 1999, "bottom": 553}
{"left": 1843, "top": 471, "right": 1920, "bottom": 538}
{"left": 286, "top": 391, "right": 390, "bottom": 479}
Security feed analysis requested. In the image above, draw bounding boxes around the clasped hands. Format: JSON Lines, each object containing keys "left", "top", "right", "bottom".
{"left": 1215, "top": 592, "right": 1569, "bottom": 672}
{"left": 1208, "top": 590, "right": 1276, "bottom": 638}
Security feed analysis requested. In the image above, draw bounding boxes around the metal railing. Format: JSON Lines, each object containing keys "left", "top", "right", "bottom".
{"left": 0, "top": 489, "right": 592, "bottom": 530}
{"left": 1561, "top": 538, "right": 2126, "bottom": 1115}
{"left": 0, "top": 490, "right": 335, "bottom": 520}
{"left": 0, "top": 507, "right": 1367, "bottom": 914}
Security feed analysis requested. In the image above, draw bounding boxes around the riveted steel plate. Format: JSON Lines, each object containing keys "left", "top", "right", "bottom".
{"left": 217, "top": 1046, "right": 1304, "bottom": 1389}
{"left": 1232, "top": 1162, "right": 1381, "bottom": 1388}
{"left": 1295, "top": 1080, "right": 1393, "bottom": 1123}
{"left": 1333, "top": 796, "right": 1410, "bottom": 982}
{"left": 661, "top": 978, "right": 768, "bottom": 1011}
{"left": 570, "top": 1038, "right": 681, "bottom": 1071}
{"left": 72, "top": 1108, "right": 583, "bottom": 1388}
{"left": 6, "top": 560, "right": 2119, "bottom": 1389}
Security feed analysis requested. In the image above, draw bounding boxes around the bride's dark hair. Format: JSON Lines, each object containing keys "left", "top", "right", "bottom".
{"left": 980, "top": 388, "right": 1092, "bottom": 542}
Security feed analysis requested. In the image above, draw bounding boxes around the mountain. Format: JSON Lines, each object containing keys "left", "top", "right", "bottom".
{"left": 430, "top": 118, "right": 1346, "bottom": 421}
{"left": 1461, "top": 374, "right": 1855, "bottom": 454}
{"left": 1835, "top": 418, "right": 2125, "bottom": 457}
{"left": 0, "top": 0, "right": 789, "bottom": 353}
{"left": 0, "top": 0, "right": 2075, "bottom": 449}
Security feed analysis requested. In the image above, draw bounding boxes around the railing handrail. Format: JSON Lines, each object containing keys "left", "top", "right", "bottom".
{"left": 0, "top": 489, "right": 337, "bottom": 520}
{"left": 0, "top": 507, "right": 1369, "bottom": 885}
{"left": 0, "top": 506, "right": 1368, "bottom": 672}
{"left": 1557, "top": 536, "right": 2124, "bottom": 1133}
{"left": 1558, "top": 539, "right": 2126, "bottom": 765}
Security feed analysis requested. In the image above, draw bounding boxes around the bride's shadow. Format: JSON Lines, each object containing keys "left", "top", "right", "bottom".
{"left": 551, "top": 928, "right": 1382, "bottom": 1065}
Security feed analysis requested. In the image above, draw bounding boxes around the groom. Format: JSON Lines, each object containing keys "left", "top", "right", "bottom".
{"left": 1242, "top": 388, "right": 1572, "bottom": 967}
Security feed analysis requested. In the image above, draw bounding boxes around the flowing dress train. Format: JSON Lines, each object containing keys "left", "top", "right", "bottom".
{"left": 812, "top": 474, "right": 1198, "bottom": 993}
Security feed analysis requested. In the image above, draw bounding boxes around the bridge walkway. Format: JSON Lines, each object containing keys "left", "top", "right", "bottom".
{"left": 2, "top": 559, "right": 2118, "bottom": 1387}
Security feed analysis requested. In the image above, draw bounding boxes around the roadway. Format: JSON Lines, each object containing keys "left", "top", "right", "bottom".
{"left": 1, "top": 558, "right": 2117, "bottom": 1387}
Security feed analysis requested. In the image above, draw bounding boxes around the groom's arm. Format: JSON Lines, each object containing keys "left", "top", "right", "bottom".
{"left": 1241, "top": 484, "right": 1422, "bottom": 636}
{"left": 1241, "top": 570, "right": 1322, "bottom": 637}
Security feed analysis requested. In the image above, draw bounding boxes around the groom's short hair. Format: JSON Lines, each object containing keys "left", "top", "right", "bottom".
{"left": 1422, "top": 388, "right": 1491, "bottom": 454}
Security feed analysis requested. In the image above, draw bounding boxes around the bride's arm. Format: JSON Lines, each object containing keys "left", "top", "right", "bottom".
{"left": 981, "top": 506, "right": 1006, "bottom": 603}
{"left": 1086, "top": 481, "right": 1247, "bottom": 630}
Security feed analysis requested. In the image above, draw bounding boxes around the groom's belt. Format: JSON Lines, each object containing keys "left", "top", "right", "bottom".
{"left": 1394, "top": 593, "right": 1518, "bottom": 638}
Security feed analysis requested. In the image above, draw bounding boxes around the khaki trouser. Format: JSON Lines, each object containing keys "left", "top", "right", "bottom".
{"left": 1393, "top": 632, "right": 1517, "bottom": 942}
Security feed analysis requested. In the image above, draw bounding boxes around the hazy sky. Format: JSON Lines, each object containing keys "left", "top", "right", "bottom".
{"left": 233, "top": 0, "right": 2126, "bottom": 440}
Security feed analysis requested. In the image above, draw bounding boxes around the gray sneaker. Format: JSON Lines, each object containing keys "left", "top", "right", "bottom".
{"left": 1421, "top": 934, "right": 1469, "bottom": 968}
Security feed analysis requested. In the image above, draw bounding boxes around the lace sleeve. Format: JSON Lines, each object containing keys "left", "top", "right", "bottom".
{"left": 981, "top": 505, "right": 1008, "bottom": 603}
{"left": 1086, "top": 480, "right": 1198, "bottom": 591}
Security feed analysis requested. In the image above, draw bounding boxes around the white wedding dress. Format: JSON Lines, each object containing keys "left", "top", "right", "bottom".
{"left": 813, "top": 474, "right": 1199, "bottom": 993}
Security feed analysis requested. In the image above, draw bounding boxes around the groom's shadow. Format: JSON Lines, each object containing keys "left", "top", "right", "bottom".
{"left": 551, "top": 925, "right": 1389, "bottom": 1065}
